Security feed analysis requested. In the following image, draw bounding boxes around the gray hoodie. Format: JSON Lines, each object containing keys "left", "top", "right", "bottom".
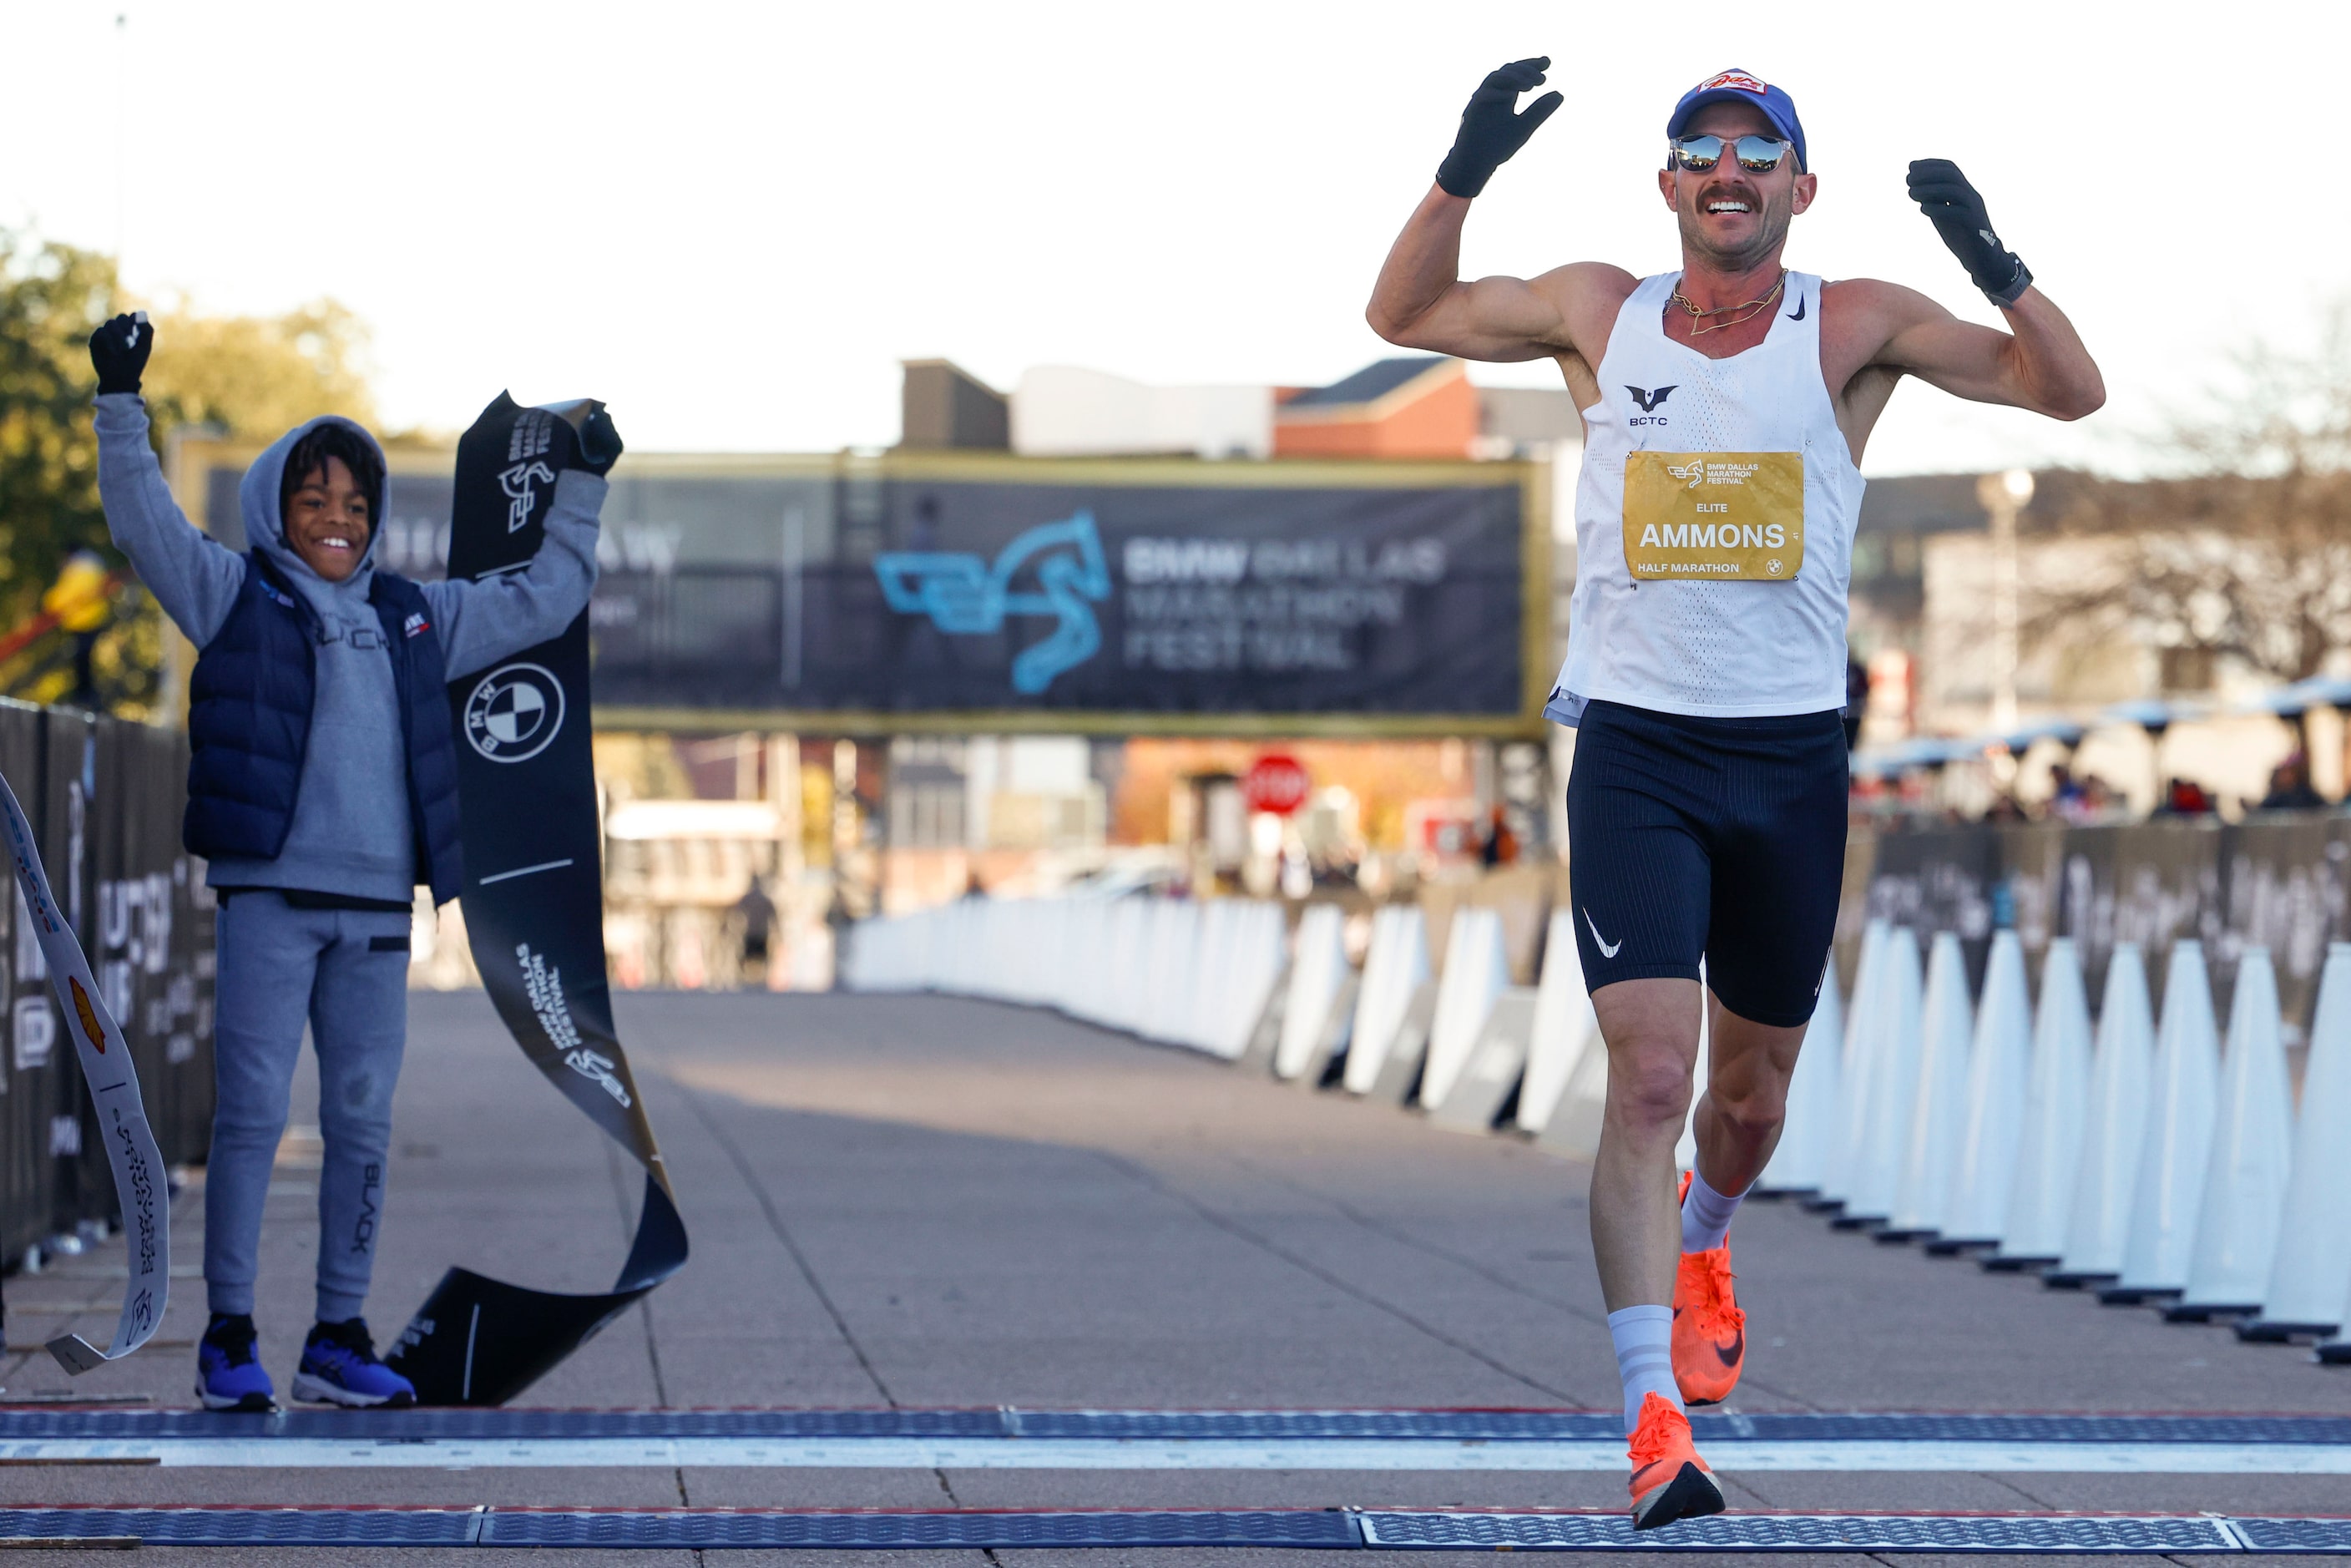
{"left": 94, "top": 394, "right": 603, "bottom": 903}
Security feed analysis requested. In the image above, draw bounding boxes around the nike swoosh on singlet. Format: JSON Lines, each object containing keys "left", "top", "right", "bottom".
{"left": 1787, "top": 294, "right": 1806, "bottom": 321}
{"left": 1583, "top": 908, "right": 1622, "bottom": 959}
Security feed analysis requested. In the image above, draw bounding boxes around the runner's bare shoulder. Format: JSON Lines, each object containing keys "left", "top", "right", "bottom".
{"left": 1818, "top": 278, "right": 1947, "bottom": 352}
{"left": 1531, "top": 262, "right": 1641, "bottom": 361}
{"left": 1817, "top": 277, "right": 1939, "bottom": 386}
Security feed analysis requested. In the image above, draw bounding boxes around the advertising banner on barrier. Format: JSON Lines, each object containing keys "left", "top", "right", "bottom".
{"left": 0, "top": 764, "right": 168, "bottom": 1372}
{"left": 1851, "top": 812, "right": 2351, "bottom": 1039}
{"left": 383, "top": 394, "right": 687, "bottom": 1407}
{"left": 42, "top": 710, "right": 111, "bottom": 1230}
{"left": 0, "top": 704, "right": 50, "bottom": 1267}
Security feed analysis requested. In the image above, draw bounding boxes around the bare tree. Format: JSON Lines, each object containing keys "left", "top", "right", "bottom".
{"left": 2029, "top": 312, "right": 2351, "bottom": 684}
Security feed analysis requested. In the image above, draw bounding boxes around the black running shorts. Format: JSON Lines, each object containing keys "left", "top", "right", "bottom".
{"left": 1565, "top": 699, "right": 1848, "bottom": 1029}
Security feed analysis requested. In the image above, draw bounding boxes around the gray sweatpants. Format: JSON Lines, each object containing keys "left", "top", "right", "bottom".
{"left": 205, "top": 892, "right": 410, "bottom": 1323}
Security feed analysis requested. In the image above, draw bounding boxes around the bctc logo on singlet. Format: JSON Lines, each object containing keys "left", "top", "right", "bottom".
{"left": 1626, "top": 385, "right": 1676, "bottom": 427}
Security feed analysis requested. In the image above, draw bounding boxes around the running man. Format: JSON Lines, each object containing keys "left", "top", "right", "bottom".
{"left": 1368, "top": 63, "right": 2101, "bottom": 1527}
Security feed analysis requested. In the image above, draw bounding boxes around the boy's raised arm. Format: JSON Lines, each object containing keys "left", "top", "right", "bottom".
{"left": 89, "top": 315, "right": 247, "bottom": 648}
{"left": 423, "top": 447, "right": 612, "bottom": 683}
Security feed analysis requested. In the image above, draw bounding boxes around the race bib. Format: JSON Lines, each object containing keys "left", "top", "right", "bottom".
{"left": 1623, "top": 451, "right": 1805, "bottom": 582}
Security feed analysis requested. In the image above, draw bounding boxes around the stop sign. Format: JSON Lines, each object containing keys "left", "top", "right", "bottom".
{"left": 1241, "top": 754, "right": 1311, "bottom": 816}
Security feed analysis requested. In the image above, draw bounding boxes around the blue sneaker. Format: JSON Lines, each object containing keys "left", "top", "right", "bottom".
{"left": 292, "top": 1318, "right": 416, "bottom": 1408}
{"left": 195, "top": 1313, "right": 276, "bottom": 1413}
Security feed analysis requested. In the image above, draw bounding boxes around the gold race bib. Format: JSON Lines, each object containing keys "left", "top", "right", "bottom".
{"left": 1623, "top": 451, "right": 1805, "bottom": 582}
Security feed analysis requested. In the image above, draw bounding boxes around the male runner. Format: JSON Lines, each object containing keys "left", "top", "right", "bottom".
{"left": 1368, "top": 63, "right": 2101, "bottom": 1527}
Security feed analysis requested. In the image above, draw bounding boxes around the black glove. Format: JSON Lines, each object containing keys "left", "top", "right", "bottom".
{"left": 578, "top": 406, "right": 623, "bottom": 476}
{"left": 88, "top": 311, "right": 152, "bottom": 396}
{"left": 1435, "top": 58, "right": 1563, "bottom": 199}
{"left": 1907, "top": 159, "right": 2032, "bottom": 306}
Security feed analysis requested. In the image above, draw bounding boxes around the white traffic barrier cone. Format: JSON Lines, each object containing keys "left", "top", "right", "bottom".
{"left": 2048, "top": 942, "right": 2155, "bottom": 1288}
{"left": 1079, "top": 902, "right": 1120, "bottom": 1025}
{"left": 1887, "top": 931, "right": 1975, "bottom": 1242}
{"left": 1174, "top": 901, "right": 1224, "bottom": 1050}
{"left": 1423, "top": 908, "right": 1509, "bottom": 1109}
{"left": 1141, "top": 899, "right": 1202, "bottom": 1046}
{"left": 1107, "top": 898, "right": 1154, "bottom": 1034}
{"left": 1818, "top": 919, "right": 1888, "bottom": 1211}
{"left": 1757, "top": 955, "right": 1842, "bottom": 1194}
{"left": 1938, "top": 929, "right": 2033, "bottom": 1252}
{"left": 2173, "top": 945, "right": 2294, "bottom": 1322}
{"left": 1841, "top": 927, "right": 1924, "bottom": 1227}
{"left": 1984, "top": 937, "right": 2092, "bottom": 1271}
{"left": 1213, "top": 902, "right": 1288, "bottom": 1061}
{"left": 1516, "top": 909, "right": 1597, "bottom": 1136}
{"left": 1344, "top": 907, "right": 1430, "bottom": 1095}
{"left": 2241, "top": 942, "right": 2351, "bottom": 1342}
{"left": 1275, "top": 904, "right": 1350, "bottom": 1080}
{"left": 2104, "top": 940, "right": 2222, "bottom": 1306}
{"left": 1347, "top": 908, "right": 1398, "bottom": 1072}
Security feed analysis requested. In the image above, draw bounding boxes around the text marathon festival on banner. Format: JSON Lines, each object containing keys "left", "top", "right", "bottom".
{"left": 384, "top": 394, "right": 686, "bottom": 1406}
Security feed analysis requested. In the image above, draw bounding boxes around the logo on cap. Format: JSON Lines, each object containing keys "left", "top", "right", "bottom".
{"left": 1699, "top": 69, "right": 1769, "bottom": 94}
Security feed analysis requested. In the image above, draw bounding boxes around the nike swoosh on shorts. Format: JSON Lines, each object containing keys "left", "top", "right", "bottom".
{"left": 1584, "top": 908, "right": 1622, "bottom": 959}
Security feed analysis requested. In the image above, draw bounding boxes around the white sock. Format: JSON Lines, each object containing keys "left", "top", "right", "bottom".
{"left": 1607, "top": 1304, "right": 1681, "bottom": 1435}
{"left": 1681, "top": 1170, "right": 1745, "bottom": 1253}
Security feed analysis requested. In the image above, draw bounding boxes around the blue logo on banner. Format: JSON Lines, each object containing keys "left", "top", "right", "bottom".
{"left": 874, "top": 511, "right": 1112, "bottom": 694}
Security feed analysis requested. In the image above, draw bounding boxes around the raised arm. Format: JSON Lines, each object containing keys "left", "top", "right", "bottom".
{"left": 1873, "top": 160, "right": 2104, "bottom": 419}
{"left": 1862, "top": 281, "right": 2104, "bottom": 419}
{"left": 423, "top": 466, "right": 608, "bottom": 681}
{"left": 88, "top": 316, "right": 249, "bottom": 648}
{"left": 1366, "top": 59, "right": 1631, "bottom": 366}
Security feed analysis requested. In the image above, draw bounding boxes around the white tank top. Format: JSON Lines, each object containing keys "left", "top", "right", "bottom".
{"left": 1545, "top": 270, "right": 1864, "bottom": 724}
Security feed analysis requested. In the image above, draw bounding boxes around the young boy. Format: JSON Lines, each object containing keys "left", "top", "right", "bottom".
{"left": 88, "top": 312, "right": 618, "bottom": 1410}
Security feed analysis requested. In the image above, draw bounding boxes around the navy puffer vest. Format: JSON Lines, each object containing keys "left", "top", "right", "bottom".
{"left": 185, "top": 552, "right": 464, "bottom": 904}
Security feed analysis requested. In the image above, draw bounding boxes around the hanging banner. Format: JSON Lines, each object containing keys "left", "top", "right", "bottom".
{"left": 384, "top": 393, "right": 686, "bottom": 1406}
{"left": 0, "top": 767, "right": 167, "bottom": 1373}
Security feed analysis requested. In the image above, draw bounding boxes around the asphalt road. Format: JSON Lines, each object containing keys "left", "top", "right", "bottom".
{"left": 2, "top": 989, "right": 2343, "bottom": 1565}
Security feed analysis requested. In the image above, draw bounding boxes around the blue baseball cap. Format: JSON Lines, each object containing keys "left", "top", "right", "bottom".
{"left": 1666, "top": 68, "right": 1807, "bottom": 172}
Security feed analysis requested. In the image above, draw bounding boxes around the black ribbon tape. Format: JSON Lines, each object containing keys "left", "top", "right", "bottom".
{"left": 385, "top": 393, "right": 687, "bottom": 1406}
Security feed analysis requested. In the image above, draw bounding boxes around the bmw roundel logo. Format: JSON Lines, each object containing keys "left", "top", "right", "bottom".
{"left": 463, "top": 663, "right": 565, "bottom": 764}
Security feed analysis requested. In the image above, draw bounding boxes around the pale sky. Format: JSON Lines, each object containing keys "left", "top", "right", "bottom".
{"left": 3, "top": 0, "right": 2341, "bottom": 477}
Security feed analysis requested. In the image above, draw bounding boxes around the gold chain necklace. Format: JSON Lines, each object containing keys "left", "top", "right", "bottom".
{"left": 1669, "top": 271, "right": 1786, "bottom": 336}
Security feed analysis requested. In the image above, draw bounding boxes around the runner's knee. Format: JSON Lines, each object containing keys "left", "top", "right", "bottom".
{"left": 1706, "top": 1079, "right": 1787, "bottom": 1139}
{"left": 1607, "top": 1044, "right": 1696, "bottom": 1131}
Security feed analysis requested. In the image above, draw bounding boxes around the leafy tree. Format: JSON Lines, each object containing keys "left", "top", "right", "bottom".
{"left": 147, "top": 296, "right": 378, "bottom": 439}
{"left": 0, "top": 229, "right": 381, "bottom": 715}
{"left": 0, "top": 232, "right": 114, "bottom": 642}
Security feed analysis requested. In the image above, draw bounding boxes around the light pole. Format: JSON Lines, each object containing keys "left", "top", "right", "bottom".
{"left": 1979, "top": 468, "right": 2035, "bottom": 735}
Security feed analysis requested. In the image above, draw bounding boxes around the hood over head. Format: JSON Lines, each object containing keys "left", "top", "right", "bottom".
{"left": 237, "top": 415, "right": 389, "bottom": 594}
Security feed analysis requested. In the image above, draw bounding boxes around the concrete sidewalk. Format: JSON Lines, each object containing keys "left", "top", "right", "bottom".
{"left": 2, "top": 989, "right": 2344, "bottom": 1565}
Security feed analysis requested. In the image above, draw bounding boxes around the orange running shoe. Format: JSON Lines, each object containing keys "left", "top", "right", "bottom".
{"left": 1626, "top": 1391, "right": 1725, "bottom": 1530}
{"left": 1672, "top": 1176, "right": 1747, "bottom": 1405}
